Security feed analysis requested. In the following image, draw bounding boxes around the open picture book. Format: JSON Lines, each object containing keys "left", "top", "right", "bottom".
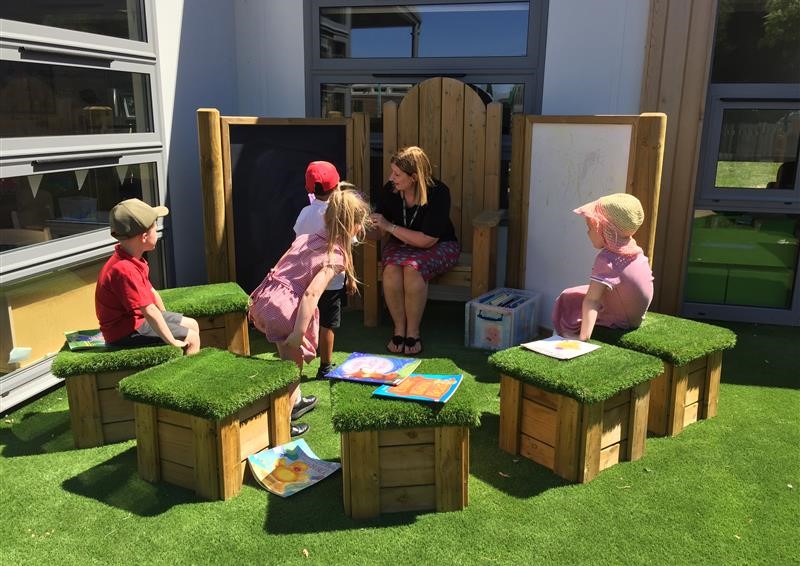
{"left": 325, "top": 352, "right": 421, "bottom": 386}
{"left": 521, "top": 335, "right": 600, "bottom": 360}
{"left": 64, "top": 329, "right": 107, "bottom": 351}
{"left": 247, "top": 439, "right": 340, "bottom": 497}
{"left": 372, "top": 373, "right": 463, "bottom": 404}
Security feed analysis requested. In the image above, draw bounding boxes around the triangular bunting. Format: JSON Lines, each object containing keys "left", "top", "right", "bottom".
{"left": 28, "top": 174, "right": 43, "bottom": 199}
{"left": 75, "top": 169, "right": 88, "bottom": 190}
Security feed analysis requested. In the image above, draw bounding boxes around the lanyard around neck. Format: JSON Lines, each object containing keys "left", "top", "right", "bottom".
{"left": 401, "top": 196, "right": 419, "bottom": 228}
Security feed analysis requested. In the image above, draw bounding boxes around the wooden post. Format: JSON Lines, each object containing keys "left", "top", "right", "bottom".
{"left": 197, "top": 108, "right": 229, "bottom": 283}
{"left": 499, "top": 375, "right": 522, "bottom": 454}
{"left": 216, "top": 416, "right": 242, "bottom": 501}
{"left": 223, "top": 312, "right": 250, "bottom": 356}
{"left": 191, "top": 416, "right": 220, "bottom": 500}
{"left": 435, "top": 426, "right": 468, "bottom": 512}
{"left": 631, "top": 113, "right": 667, "bottom": 264}
{"left": 65, "top": 373, "right": 104, "bottom": 448}
{"left": 627, "top": 382, "right": 651, "bottom": 461}
{"left": 506, "top": 114, "right": 526, "bottom": 288}
{"left": 268, "top": 386, "right": 293, "bottom": 447}
{"left": 668, "top": 364, "right": 689, "bottom": 436}
{"left": 578, "top": 402, "right": 603, "bottom": 483}
{"left": 363, "top": 240, "right": 380, "bottom": 327}
{"left": 134, "top": 403, "right": 160, "bottom": 482}
{"left": 471, "top": 224, "right": 491, "bottom": 297}
{"left": 553, "top": 396, "right": 581, "bottom": 481}
{"left": 346, "top": 430, "right": 380, "bottom": 519}
{"left": 702, "top": 351, "right": 722, "bottom": 419}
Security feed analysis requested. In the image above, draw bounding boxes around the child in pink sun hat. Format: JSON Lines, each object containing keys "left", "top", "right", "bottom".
{"left": 551, "top": 193, "right": 654, "bottom": 341}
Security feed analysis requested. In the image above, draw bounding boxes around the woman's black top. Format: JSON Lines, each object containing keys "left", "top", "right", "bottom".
{"left": 374, "top": 179, "right": 457, "bottom": 243}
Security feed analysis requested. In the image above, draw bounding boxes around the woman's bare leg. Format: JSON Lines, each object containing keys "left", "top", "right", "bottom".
{"left": 382, "top": 264, "right": 406, "bottom": 352}
{"left": 402, "top": 266, "right": 427, "bottom": 354}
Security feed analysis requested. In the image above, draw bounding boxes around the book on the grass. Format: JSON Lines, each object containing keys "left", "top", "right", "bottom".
{"left": 325, "top": 352, "right": 421, "bottom": 385}
{"left": 247, "top": 439, "right": 340, "bottom": 497}
{"left": 372, "top": 373, "right": 463, "bottom": 404}
{"left": 521, "top": 335, "right": 600, "bottom": 360}
{"left": 64, "top": 329, "right": 107, "bottom": 351}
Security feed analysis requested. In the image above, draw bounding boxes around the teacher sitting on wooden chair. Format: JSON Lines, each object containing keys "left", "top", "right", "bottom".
{"left": 369, "top": 146, "right": 460, "bottom": 355}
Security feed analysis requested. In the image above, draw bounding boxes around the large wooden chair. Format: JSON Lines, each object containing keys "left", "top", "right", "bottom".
{"left": 0, "top": 227, "right": 51, "bottom": 248}
{"left": 362, "top": 77, "right": 503, "bottom": 326}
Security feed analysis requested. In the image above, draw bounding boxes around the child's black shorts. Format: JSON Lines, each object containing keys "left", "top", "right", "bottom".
{"left": 318, "top": 288, "right": 346, "bottom": 329}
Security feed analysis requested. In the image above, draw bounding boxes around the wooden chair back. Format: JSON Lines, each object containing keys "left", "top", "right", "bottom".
{"left": 0, "top": 227, "right": 52, "bottom": 247}
{"left": 382, "top": 77, "right": 502, "bottom": 254}
{"left": 362, "top": 77, "right": 504, "bottom": 326}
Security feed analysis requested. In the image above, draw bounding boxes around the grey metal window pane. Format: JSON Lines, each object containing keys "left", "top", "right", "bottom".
{"left": 320, "top": 2, "right": 529, "bottom": 58}
{"left": 711, "top": 0, "right": 800, "bottom": 84}
{"left": 0, "top": 60, "right": 154, "bottom": 138}
{"left": 0, "top": 152, "right": 166, "bottom": 281}
{"left": 0, "top": 0, "right": 146, "bottom": 42}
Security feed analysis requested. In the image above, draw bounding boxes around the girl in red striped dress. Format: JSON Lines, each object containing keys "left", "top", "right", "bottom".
{"left": 249, "top": 189, "right": 371, "bottom": 436}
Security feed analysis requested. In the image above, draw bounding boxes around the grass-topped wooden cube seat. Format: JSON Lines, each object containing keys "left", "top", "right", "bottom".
{"left": 118, "top": 348, "right": 297, "bottom": 500}
{"left": 593, "top": 312, "right": 737, "bottom": 437}
{"left": 52, "top": 344, "right": 182, "bottom": 449}
{"left": 160, "top": 282, "right": 250, "bottom": 355}
{"left": 489, "top": 344, "right": 663, "bottom": 483}
{"left": 331, "top": 359, "right": 480, "bottom": 519}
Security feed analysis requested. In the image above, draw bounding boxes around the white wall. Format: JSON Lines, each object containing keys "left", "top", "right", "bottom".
{"left": 155, "top": 0, "right": 238, "bottom": 285}
{"left": 234, "top": 0, "right": 306, "bottom": 117}
{"left": 541, "top": 0, "right": 649, "bottom": 115}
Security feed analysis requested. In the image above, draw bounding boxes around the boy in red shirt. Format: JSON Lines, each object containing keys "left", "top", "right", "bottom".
{"left": 95, "top": 199, "right": 200, "bottom": 354}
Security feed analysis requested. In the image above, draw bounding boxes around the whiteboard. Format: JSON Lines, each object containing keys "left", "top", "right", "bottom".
{"left": 524, "top": 122, "right": 633, "bottom": 329}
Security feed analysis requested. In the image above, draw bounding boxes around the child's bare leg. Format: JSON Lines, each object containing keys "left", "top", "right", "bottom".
{"left": 183, "top": 328, "right": 201, "bottom": 355}
{"left": 179, "top": 316, "right": 200, "bottom": 334}
{"left": 319, "top": 326, "right": 334, "bottom": 365}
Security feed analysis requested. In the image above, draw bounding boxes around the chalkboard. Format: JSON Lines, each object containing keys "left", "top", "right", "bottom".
{"left": 227, "top": 124, "right": 347, "bottom": 293}
{"left": 524, "top": 121, "right": 633, "bottom": 328}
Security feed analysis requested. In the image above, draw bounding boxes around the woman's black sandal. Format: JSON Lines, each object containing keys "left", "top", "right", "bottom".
{"left": 404, "top": 336, "right": 423, "bottom": 355}
{"left": 387, "top": 335, "right": 405, "bottom": 353}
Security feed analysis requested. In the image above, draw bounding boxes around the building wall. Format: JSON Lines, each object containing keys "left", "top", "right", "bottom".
{"left": 154, "top": 0, "right": 238, "bottom": 285}
{"left": 234, "top": 0, "right": 306, "bottom": 117}
{"left": 542, "top": 0, "right": 649, "bottom": 115}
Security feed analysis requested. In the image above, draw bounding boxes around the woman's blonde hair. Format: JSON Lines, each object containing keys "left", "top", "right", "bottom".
{"left": 390, "top": 146, "right": 433, "bottom": 206}
{"left": 324, "top": 187, "right": 372, "bottom": 293}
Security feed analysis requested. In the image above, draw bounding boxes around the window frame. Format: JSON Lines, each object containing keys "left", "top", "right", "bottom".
{"left": 0, "top": 149, "right": 166, "bottom": 286}
{"left": 695, "top": 83, "right": 800, "bottom": 212}
{"left": 0, "top": 40, "right": 162, "bottom": 157}
{"left": 305, "top": 0, "right": 548, "bottom": 118}
{"left": 0, "top": 0, "right": 155, "bottom": 58}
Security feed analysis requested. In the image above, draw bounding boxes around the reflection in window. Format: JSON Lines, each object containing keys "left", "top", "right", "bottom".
{"left": 686, "top": 210, "right": 799, "bottom": 308}
{"left": 714, "top": 108, "right": 800, "bottom": 189}
{"left": 711, "top": 0, "right": 800, "bottom": 84}
{"left": 0, "top": 0, "right": 145, "bottom": 42}
{"left": 0, "top": 61, "right": 153, "bottom": 138}
{"left": 0, "top": 162, "right": 157, "bottom": 251}
{"left": 320, "top": 3, "right": 529, "bottom": 58}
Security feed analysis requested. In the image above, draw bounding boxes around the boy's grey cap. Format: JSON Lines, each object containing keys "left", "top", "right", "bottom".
{"left": 110, "top": 198, "right": 169, "bottom": 240}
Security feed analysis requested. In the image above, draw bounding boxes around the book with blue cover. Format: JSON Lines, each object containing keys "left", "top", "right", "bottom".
{"left": 325, "top": 352, "right": 421, "bottom": 386}
{"left": 372, "top": 373, "right": 463, "bottom": 404}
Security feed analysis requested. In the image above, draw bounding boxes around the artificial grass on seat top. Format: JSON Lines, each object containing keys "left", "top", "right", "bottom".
{"left": 330, "top": 358, "right": 481, "bottom": 432}
{"left": 159, "top": 282, "right": 249, "bottom": 318}
{"left": 118, "top": 348, "right": 298, "bottom": 421}
{"left": 489, "top": 342, "right": 663, "bottom": 404}
{"left": 592, "top": 311, "right": 737, "bottom": 366}
{"left": 51, "top": 344, "right": 182, "bottom": 378}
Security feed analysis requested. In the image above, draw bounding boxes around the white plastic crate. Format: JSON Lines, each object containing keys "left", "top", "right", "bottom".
{"left": 464, "top": 288, "right": 540, "bottom": 350}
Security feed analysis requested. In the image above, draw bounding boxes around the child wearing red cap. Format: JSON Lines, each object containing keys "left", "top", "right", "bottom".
{"left": 552, "top": 193, "right": 654, "bottom": 341}
{"left": 294, "top": 161, "right": 352, "bottom": 380}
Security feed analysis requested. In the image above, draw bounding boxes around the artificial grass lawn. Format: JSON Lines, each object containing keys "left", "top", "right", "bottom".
{"left": 715, "top": 160, "right": 781, "bottom": 189}
{"left": 2, "top": 302, "right": 798, "bottom": 565}
{"left": 118, "top": 348, "right": 298, "bottom": 421}
{"left": 52, "top": 344, "right": 182, "bottom": 378}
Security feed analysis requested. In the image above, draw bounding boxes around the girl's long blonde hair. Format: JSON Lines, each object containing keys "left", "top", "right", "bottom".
{"left": 390, "top": 146, "right": 433, "bottom": 207}
{"left": 324, "top": 187, "right": 372, "bottom": 294}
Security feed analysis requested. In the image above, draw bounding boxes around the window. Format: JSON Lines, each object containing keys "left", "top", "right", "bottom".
{"left": 0, "top": 0, "right": 165, "bottom": 409}
{"left": 307, "top": 1, "right": 546, "bottom": 206}
{"left": 685, "top": 0, "right": 800, "bottom": 324}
